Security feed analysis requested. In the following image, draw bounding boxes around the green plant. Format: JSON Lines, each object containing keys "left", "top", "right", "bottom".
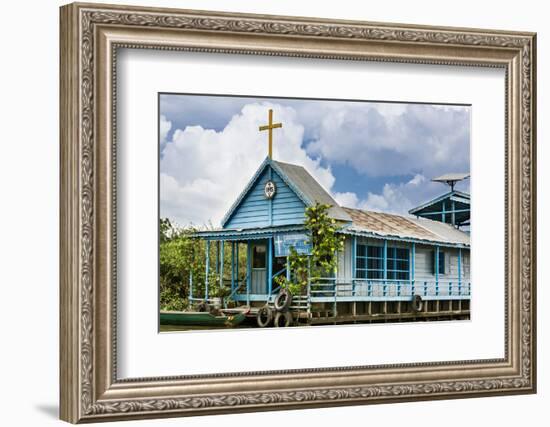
{"left": 159, "top": 219, "right": 241, "bottom": 311}
{"left": 159, "top": 218, "right": 209, "bottom": 311}
{"left": 275, "top": 203, "right": 344, "bottom": 296}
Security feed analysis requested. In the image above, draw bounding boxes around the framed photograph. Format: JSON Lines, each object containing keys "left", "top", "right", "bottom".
{"left": 60, "top": 2, "right": 537, "bottom": 423}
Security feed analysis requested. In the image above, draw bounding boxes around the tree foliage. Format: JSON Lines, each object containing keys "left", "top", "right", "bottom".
{"left": 159, "top": 219, "right": 246, "bottom": 310}
{"left": 275, "top": 202, "right": 344, "bottom": 295}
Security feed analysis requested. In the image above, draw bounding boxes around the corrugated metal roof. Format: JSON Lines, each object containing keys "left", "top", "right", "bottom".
{"left": 342, "top": 207, "right": 470, "bottom": 246}
{"left": 409, "top": 217, "right": 470, "bottom": 245}
{"left": 218, "top": 158, "right": 468, "bottom": 246}
{"left": 272, "top": 160, "right": 352, "bottom": 222}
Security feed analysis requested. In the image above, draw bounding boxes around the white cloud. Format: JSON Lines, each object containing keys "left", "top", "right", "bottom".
{"left": 333, "top": 191, "right": 360, "bottom": 208}
{"left": 360, "top": 174, "right": 454, "bottom": 215}
{"left": 160, "top": 99, "right": 470, "bottom": 226}
{"left": 159, "top": 114, "right": 171, "bottom": 152}
{"left": 160, "top": 103, "right": 335, "bottom": 227}
{"left": 334, "top": 174, "right": 451, "bottom": 215}
{"left": 306, "top": 104, "right": 470, "bottom": 179}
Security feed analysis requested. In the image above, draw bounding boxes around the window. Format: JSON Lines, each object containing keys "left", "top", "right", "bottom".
{"left": 252, "top": 244, "right": 266, "bottom": 269}
{"left": 356, "top": 243, "right": 409, "bottom": 280}
{"left": 387, "top": 247, "right": 410, "bottom": 280}
{"left": 433, "top": 250, "right": 446, "bottom": 275}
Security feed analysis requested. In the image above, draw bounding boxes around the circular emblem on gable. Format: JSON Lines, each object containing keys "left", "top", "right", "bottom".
{"left": 264, "top": 180, "right": 277, "bottom": 199}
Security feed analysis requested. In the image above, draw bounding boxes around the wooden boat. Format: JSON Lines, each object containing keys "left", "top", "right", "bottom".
{"left": 160, "top": 310, "right": 247, "bottom": 327}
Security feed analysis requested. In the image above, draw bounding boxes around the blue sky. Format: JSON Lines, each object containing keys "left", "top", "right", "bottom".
{"left": 159, "top": 93, "right": 470, "bottom": 227}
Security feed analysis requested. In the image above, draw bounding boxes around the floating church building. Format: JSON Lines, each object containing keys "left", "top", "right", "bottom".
{"left": 192, "top": 110, "right": 471, "bottom": 326}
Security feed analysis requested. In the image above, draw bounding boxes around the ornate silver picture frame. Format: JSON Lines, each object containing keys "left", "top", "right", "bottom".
{"left": 60, "top": 2, "right": 536, "bottom": 423}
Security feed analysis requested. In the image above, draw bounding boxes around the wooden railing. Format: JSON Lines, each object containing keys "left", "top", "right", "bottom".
{"left": 308, "top": 277, "right": 471, "bottom": 301}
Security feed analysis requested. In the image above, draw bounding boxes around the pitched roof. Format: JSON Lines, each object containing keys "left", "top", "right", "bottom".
{"left": 218, "top": 158, "right": 469, "bottom": 246}
{"left": 272, "top": 160, "right": 351, "bottom": 222}
{"left": 342, "top": 207, "right": 469, "bottom": 246}
{"left": 220, "top": 157, "right": 351, "bottom": 227}
{"left": 408, "top": 190, "right": 470, "bottom": 215}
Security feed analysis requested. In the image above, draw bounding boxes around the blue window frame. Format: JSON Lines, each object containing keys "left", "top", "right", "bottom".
{"left": 387, "top": 247, "right": 410, "bottom": 280}
{"left": 433, "top": 250, "right": 446, "bottom": 275}
{"left": 356, "top": 244, "right": 409, "bottom": 280}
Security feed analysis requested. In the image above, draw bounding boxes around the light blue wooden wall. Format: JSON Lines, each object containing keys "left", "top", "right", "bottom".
{"left": 224, "top": 166, "right": 306, "bottom": 229}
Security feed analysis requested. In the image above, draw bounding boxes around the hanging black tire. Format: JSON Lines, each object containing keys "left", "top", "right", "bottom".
{"left": 411, "top": 295, "right": 423, "bottom": 312}
{"left": 274, "top": 311, "right": 293, "bottom": 327}
{"left": 257, "top": 305, "right": 273, "bottom": 328}
{"left": 196, "top": 302, "right": 210, "bottom": 313}
{"left": 274, "top": 289, "right": 293, "bottom": 312}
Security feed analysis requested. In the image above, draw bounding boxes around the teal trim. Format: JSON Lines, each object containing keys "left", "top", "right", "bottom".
{"left": 383, "top": 240, "right": 388, "bottom": 280}
{"left": 268, "top": 168, "right": 273, "bottom": 225}
{"left": 205, "top": 240, "right": 210, "bottom": 300}
{"left": 411, "top": 243, "right": 416, "bottom": 282}
{"left": 230, "top": 242, "right": 235, "bottom": 292}
{"left": 458, "top": 247, "right": 462, "bottom": 289}
{"left": 383, "top": 240, "right": 388, "bottom": 297}
{"left": 221, "top": 157, "right": 311, "bottom": 228}
{"left": 267, "top": 237, "right": 273, "bottom": 295}
{"left": 196, "top": 225, "right": 305, "bottom": 241}
{"left": 236, "top": 243, "right": 239, "bottom": 284}
{"left": 451, "top": 200, "right": 456, "bottom": 225}
{"left": 220, "top": 241, "right": 224, "bottom": 289}
{"left": 246, "top": 241, "right": 251, "bottom": 306}
{"left": 352, "top": 235, "right": 357, "bottom": 279}
{"left": 441, "top": 201, "right": 446, "bottom": 222}
{"left": 435, "top": 245, "right": 440, "bottom": 287}
{"left": 414, "top": 208, "right": 470, "bottom": 216}
{"left": 310, "top": 295, "right": 470, "bottom": 303}
{"left": 215, "top": 241, "right": 219, "bottom": 274}
{"left": 356, "top": 244, "right": 409, "bottom": 280}
{"left": 225, "top": 166, "right": 306, "bottom": 229}
{"left": 221, "top": 157, "right": 271, "bottom": 227}
{"left": 338, "top": 228, "right": 469, "bottom": 249}
{"left": 409, "top": 190, "right": 470, "bottom": 215}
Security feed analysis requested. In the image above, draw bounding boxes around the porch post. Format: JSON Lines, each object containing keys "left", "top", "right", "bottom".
{"left": 216, "top": 240, "right": 220, "bottom": 274}
{"left": 442, "top": 201, "right": 446, "bottom": 223}
{"left": 458, "top": 247, "right": 462, "bottom": 294}
{"left": 411, "top": 242, "right": 416, "bottom": 294}
{"left": 383, "top": 240, "right": 388, "bottom": 298}
{"left": 435, "top": 245, "right": 440, "bottom": 295}
{"left": 307, "top": 256, "right": 311, "bottom": 303}
{"left": 220, "top": 241, "right": 224, "bottom": 289}
{"left": 352, "top": 235, "right": 357, "bottom": 279}
{"left": 205, "top": 240, "right": 210, "bottom": 300}
{"left": 267, "top": 237, "right": 273, "bottom": 295}
{"left": 246, "top": 241, "right": 251, "bottom": 306}
{"left": 451, "top": 200, "right": 456, "bottom": 226}
{"left": 352, "top": 236, "right": 357, "bottom": 297}
{"left": 236, "top": 243, "right": 239, "bottom": 287}
{"left": 231, "top": 242, "right": 235, "bottom": 292}
{"left": 383, "top": 240, "right": 388, "bottom": 280}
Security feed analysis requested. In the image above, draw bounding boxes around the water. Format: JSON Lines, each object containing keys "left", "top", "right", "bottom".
{"left": 159, "top": 323, "right": 253, "bottom": 332}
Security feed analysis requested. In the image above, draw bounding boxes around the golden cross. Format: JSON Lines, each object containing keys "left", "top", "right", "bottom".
{"left": 259, "top": 109, "right": 282, "bottom": 159}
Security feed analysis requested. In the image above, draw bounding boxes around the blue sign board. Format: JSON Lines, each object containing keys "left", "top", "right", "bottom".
{"left": 274, "top": 233, "right": 312, "bottom": 257}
